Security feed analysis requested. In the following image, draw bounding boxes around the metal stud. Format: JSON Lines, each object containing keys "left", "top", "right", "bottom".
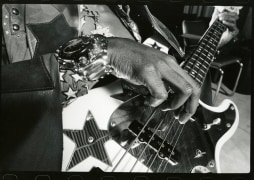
{"left": 209, "top": 161, "right": 215, "bottom": 167}
{"left": 12, "top": 8, "right": 19, "bottom": 15}
{"left": 13, "top": 24, "right": 20, "bottom": 31}
{"left": 110, "top": 121, "right": 116, "bottom": 127}
{"left": 226, "top": 123, "right": 231, "bottom": 128}
{"left": 88, "top": 136, "right": 94, "bottom": 143}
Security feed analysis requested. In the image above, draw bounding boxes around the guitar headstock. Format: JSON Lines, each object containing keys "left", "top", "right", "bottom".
{"left": 215, "top": 6, "right": 243, "bottom": 15}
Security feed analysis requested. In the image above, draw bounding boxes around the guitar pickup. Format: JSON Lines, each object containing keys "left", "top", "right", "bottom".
{"left": 128, "top": 120, "right": 180, "bottom": 166}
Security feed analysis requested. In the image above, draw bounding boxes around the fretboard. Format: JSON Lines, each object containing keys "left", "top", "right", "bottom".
{"left": 182, "top": 18, "right": 227, "bottom": 87}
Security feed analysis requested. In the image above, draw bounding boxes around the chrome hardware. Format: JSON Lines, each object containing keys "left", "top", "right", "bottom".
{"left": 203, "top": 118, "right": 221, "bottom": 130}
{"left": 226, "top": 123, "right": 231, "bottom": 128}
{"left": 194, "top": 149, "right": 206, "bottom": 159}
{"left": 110, "top": 121, "right": 116, "bottom": 127}
{"left": 191, "top": 165, "right": 210, "bottom": 173}
{"left": 209, "top": 161, "right": 215, "bottom": 167}
{"left": 13, "top": 24, "right": 20, "bottom": 31}
{"left": 88, "top": 136, "right": 94, "bottom": 143}
{"left": 12, "top": 8, "right": 19, "bottom": 15}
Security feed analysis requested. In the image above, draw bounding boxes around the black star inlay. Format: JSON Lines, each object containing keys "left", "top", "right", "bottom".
{"left": 151, "top": 42, "right": 161, "bottom": 50}
{"left": 27, "top": 14, "right": 77, "bottom": 57}
{"left": 63, "top": 111, "right": 111, "bottom": 170}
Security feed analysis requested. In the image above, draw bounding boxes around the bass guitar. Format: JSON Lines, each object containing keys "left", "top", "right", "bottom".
{"left": 60, "top": 6, "right": 241, "bottom": 173}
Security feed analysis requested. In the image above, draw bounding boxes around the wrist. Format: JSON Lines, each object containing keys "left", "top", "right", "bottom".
{"left": 56, "top": 34, "right": 113, "bottom": 81}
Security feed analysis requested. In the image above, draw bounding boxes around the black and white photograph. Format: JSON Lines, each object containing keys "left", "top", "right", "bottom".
{"left": 1, "top": 2, "right": 251, "bottom": 175}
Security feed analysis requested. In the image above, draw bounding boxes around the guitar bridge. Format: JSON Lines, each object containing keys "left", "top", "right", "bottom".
{"left": 128, "top": 120, "right": 180, "bottom": 166}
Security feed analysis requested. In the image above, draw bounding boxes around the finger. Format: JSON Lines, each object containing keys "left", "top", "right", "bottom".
{"left": 162, "top": 56, "right": 201, "bottom": 123}
{"left": 157, "top": 61, "right": 194, "bottom": 110}
{"left": 161, "top": 57, "right": 198, "bottom": 110}
{"left": 219, "top": 12, "right": 239, "bottom": 20}
{"left": 221, "top": 21, "right": 239, "bottom": 34}
{"left": 221, "top": 20, "right": 237, "bottom": 29}
{"left": 218, "top": 13, "right": 239, "bottom": 24}
{"left": 178, "top": 90, "right": 200, "bottom": 124}
{"left": 140, "top": 65, "right": 168, "bottom": 107}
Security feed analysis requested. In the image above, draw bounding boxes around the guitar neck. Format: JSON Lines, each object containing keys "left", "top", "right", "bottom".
{"left": 182, "top": 18, "right": 227, "bottom": 87}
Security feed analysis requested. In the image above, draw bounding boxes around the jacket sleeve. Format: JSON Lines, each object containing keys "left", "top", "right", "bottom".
{"left": 0, "top": 54, "right": 63, "bottom": 171}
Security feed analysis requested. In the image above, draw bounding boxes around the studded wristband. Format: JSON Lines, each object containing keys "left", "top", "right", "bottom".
{"left": 55, "top": 34, "right": 114, "bottom": 81}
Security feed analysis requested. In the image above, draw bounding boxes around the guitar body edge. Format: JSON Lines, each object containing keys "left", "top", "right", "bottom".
{"left": 199, "top": 99, "right": 239, "bottom": 173}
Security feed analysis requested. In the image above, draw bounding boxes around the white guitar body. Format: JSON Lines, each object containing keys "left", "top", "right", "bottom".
{"left": 61, "top": 80, "right": 239, "bottom": 173}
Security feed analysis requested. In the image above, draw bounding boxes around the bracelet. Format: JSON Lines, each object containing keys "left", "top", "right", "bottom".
{"left": 55, "top": 34, "right": 114, "bottom": 81}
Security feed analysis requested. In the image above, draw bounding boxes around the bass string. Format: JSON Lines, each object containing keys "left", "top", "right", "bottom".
{"left": 155, "top": 122, "right": 182, "bottom": 172}
{"left": 129, "top": 85, "right": 177, "bottom": 172}
{"left": 111, "top": 105, "right": 159, "bottom": 172}
{"left": 161, "top": 123, "right": 186, "bottom": 173}
{"left": 146, "top": 115, "right": 178, "bottom": 172}
{"left": 129, "top": 111, "right": 169, "bottom": 172}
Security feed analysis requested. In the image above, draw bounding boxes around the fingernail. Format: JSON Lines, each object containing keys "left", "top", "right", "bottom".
{"left": 178, "top": 119, "right": 187, "bottom": 124}
{"left": 161, "top": 108, "right": 172, "bottom": 112}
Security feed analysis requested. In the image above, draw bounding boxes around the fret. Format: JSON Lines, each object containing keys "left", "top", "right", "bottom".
{"left": 189, "top": 72, "right": 196, "bottom": 79}
{"left": 199, "top": 52, "right": 213, "bottom": 63}
{"left": 202, "top": 38, "right": 216, "bottom": 47}
{"left": 185, "top": 64, "right": 206, "bottom": 78}
{"left": 190, "top": 54, "right": 211, "bottom": 68}
{"left": 188, "top": 60, "right": 194, "bottom": 65}
{"left": 194, "top": 76, "right": 202, "bottom": 84}
{"left": 183, "top": 18, "right": 227, "bottom": 86}
{"left": 201, "top": 41, "right": 216, "bottom": 49}
{"left": 198, "top": 68, "right": 206, "bottom": 75}
{"left": 196, "top": 62, "right": 208, "bottom": 70}
{"left": 184, "top": 64, "right": 192, "bottom": 70}
{"left": 200, "top": 51, "right": 211, "bottom": 60}
{"left": 203, "top": 35, "right": 218, "bottom": 43}
{"left": 197, "top": 73, "right": 204, "bottom": 79}
{"left": 211, "top": 27, "right": 224, "bottom": 36}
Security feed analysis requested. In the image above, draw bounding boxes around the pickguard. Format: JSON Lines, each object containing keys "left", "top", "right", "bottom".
{"left": 61, "top": 80, "right": 238, "bottom": 172}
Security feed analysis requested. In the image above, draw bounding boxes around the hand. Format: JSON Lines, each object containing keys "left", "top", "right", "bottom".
{"left": 107, "top": 37, "right": 201, "bottom": 124}
{"left": 210, "top": 9, "right": 239, "bottom": 48}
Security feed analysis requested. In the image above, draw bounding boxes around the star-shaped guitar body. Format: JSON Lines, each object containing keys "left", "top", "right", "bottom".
{"left": 63, "top": 111, "right": 111, "bottom": 170}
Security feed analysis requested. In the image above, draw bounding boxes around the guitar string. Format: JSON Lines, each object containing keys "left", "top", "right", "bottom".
{"left": 160, "top": 19, "right": 227, "bottom": 173}
{"left": 129, "top": 111, "right": 168, "bottom": 172}
{"left": 183, "top": 18, "right": 223, "bottom": 86}
{"left": 155, "top": 18, "right": 226, "bottom": 173}
{"left": 126, "top": 102, "right": 161, "bottom": 172}
{"left": 155, "top": 19, "right": 224, "bottom": 172}
{"left": 155, "top": 121, "right": 182, "bottom": 172}
{"left": 103, "top": 148, "right": 123, "bottom": 172}
{"left": 146, "top": 115, "right": 178, "bottom": 172}
{"left": 191, "top": 18, "right": 225, "bottom": 85}
{"left": 161, "top": 123, "right": 186, "bottom": 172}
{"left": 111, "top": 18, "right": 226, "bottom": 172}
{"left": 111, "top": 104, "right": 159, "bottom": 172}
{"left": 104, "top": 93, "right": 143, "bottom": 171}
{"left": 126, "top": 104, "right": 153, "bottom": 171}
{"left": 130, "top": 87, "right": 179, "bottom": 172}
